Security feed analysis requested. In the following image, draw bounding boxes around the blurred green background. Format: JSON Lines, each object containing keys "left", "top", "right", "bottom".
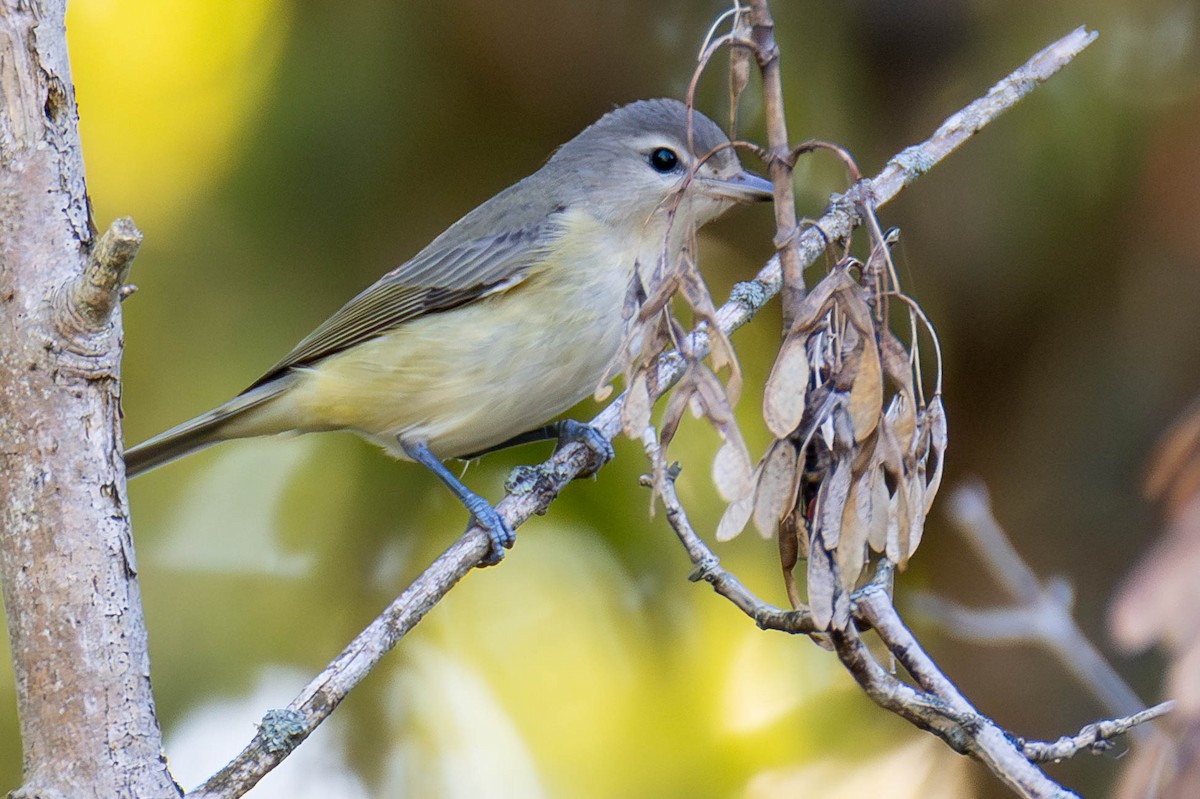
{"left": 2, "top": 0, "right": 1198, "bottom": 796}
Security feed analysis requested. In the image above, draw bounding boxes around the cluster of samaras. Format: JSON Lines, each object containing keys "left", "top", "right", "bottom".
{"left": 608, "top": 198, "right": 946, "bottom": 631}
{"left": 721, "top": 230, "right": 947, "bottom": 629}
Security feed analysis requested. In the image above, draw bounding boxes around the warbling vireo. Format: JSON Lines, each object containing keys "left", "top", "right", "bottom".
{"left": 124, "top": 98, "right": 772, "bottom": 560}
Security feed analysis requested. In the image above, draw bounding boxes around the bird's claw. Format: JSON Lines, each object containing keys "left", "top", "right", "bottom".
{"left": 463, "top": 494, "right": 514, "bottom": 566}
{"left": 555, "top": 419, "right": 614, "bottom": 478}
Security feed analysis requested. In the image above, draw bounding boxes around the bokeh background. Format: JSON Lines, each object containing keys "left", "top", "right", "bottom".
{"left": 2, "top": 0, "right": 1198, "bottom": 796}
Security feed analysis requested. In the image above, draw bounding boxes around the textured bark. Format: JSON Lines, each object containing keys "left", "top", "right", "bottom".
{"left": 0, "top": 2, "right": 177, "bottom": 796}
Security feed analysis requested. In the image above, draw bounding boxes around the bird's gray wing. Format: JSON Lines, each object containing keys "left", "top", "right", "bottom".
{"left": 245, "top": 220, "right": 556, "bottom": 390}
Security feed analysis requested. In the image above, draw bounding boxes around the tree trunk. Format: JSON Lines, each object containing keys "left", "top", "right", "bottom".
{"left": 0, "top": 1, "right": 176, "bottom": 796}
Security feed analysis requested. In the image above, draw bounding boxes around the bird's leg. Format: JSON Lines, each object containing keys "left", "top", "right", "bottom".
{"left": 464, "top": 425, "right": 560, "bottom": 456}
{"left": 464, "top": 420, "right": 614, "bottom": 477}
{"left": 400, "top": 439, "right": 514, "bottom": 565}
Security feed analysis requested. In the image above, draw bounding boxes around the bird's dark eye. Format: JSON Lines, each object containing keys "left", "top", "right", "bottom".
{"left": 648, "top": 147, "right": 680, "bottom": 173}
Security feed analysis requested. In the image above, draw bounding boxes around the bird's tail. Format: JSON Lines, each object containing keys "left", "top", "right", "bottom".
{"left": 123, "top": 379, "right": 295, "bottom": 478}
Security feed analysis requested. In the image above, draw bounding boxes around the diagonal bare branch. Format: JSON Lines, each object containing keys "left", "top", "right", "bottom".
{"left": 186, "top": 24, "right": 1099, "bottom": 799}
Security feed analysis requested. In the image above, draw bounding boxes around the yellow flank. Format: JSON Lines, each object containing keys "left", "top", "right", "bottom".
{"left": 276, "top": 208, "right": 644, "bottom": 460}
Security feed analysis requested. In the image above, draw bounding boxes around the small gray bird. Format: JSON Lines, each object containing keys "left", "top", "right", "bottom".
{"left": 125, "top": 99, "right": 772, "bottom": 560}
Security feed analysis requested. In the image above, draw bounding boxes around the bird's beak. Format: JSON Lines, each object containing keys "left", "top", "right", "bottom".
{"left": 697, "top": 170, "right": 774, "bottom": 203}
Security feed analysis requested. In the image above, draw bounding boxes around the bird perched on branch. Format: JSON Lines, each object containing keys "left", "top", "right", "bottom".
{"left": 124, "top": 98, "right": 772, "bottom": 561}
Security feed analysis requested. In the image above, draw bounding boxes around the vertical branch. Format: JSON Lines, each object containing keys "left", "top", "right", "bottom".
{"left": 0, "top": 2, "right": 175, "bottom": 797}
{"left": 747, "top": 0, "right": 806, "bottom": 328}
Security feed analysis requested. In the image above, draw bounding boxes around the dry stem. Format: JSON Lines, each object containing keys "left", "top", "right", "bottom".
{"left": 187, "top": 23, "right": 1102, "bottom": 799}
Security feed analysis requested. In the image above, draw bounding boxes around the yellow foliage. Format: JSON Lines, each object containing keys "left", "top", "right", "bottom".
{"left": 67, "top": 0, "right": 288, "bottom": 228}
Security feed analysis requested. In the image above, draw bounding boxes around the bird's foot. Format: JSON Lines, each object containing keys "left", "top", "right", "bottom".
{"left": 462, "top": 492, "right": 514, "bottom": 566}
{"left": 554, "top": 419, "right": 614, "bottom": 478}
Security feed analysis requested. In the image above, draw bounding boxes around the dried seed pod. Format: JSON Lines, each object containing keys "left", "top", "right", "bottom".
{"left": 885, "top": 389, "right": 917, "bottom": 455}
{"left": 712, "top": 437, "right": 753, "bottom": 504}
{"left": 880, "top": 329, "right": 916, "bottom": 395}
{"left": 808, "top": 541, "right": 837, "bottom": 630}
{"left": 923, "top": 395, "right": 948, "bottom": 514}
{"left": 753, "top": 439, "right": 800, "bottom": 539}
{"left": 777, "top": 512, "right": 803, "bottom": 609}
{"left": 689, "top": 189, "right": 946, "bottom": 608}
{"left": 905, "top": 473, "right": 926, "bottom": 560}
{"left": 659, "top": 371, "right": 696, "bottom": 448}
{"left": 716, "top": 492, "right": 754, "bottom": 542}
{"left": 763, "top": 332, "right": 810, "bottom": 438}
{"left": 816, "top": 456, "right": 852, "bottom": 551}
{"left": 622, "top": 370, "right": 653, "bottom": 439}
{"left": 779, "top": 508, "right": 806, "bottom": 572}
{"left": 846, "top": 331, "right": 883, "bottom": 443}
{"left": 885, "top": 475, "right": 910, "bottom": 563}
{"left": 837, "top": 476, "right": 869, "bottom": 592}
{"left": 860, "top": 463, "right": 891, "bottom": 554}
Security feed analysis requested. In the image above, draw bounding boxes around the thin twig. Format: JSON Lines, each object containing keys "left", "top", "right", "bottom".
{"left": 856, "top": 587, "right": 1080, "bottom": 799}
{"left": 1017, "top": 702, "right": 1176, "bottom": 763}
{"left": 746, "top": 0, "right": 806, "bottom": 331}
{"left": 188, "top": 24, "right": 1100, "bottom": 799}
{"left": 649, "top": 442, "right": 1166, "bottom": 798}
{"left": 867, "top": 27, "right": 1099, "bottom": 206}
{"left": 640, "top": 430, "right": 816, "bottom": 634}
{"left": 828, "top": 622, "right": 984, "bottom": 748}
